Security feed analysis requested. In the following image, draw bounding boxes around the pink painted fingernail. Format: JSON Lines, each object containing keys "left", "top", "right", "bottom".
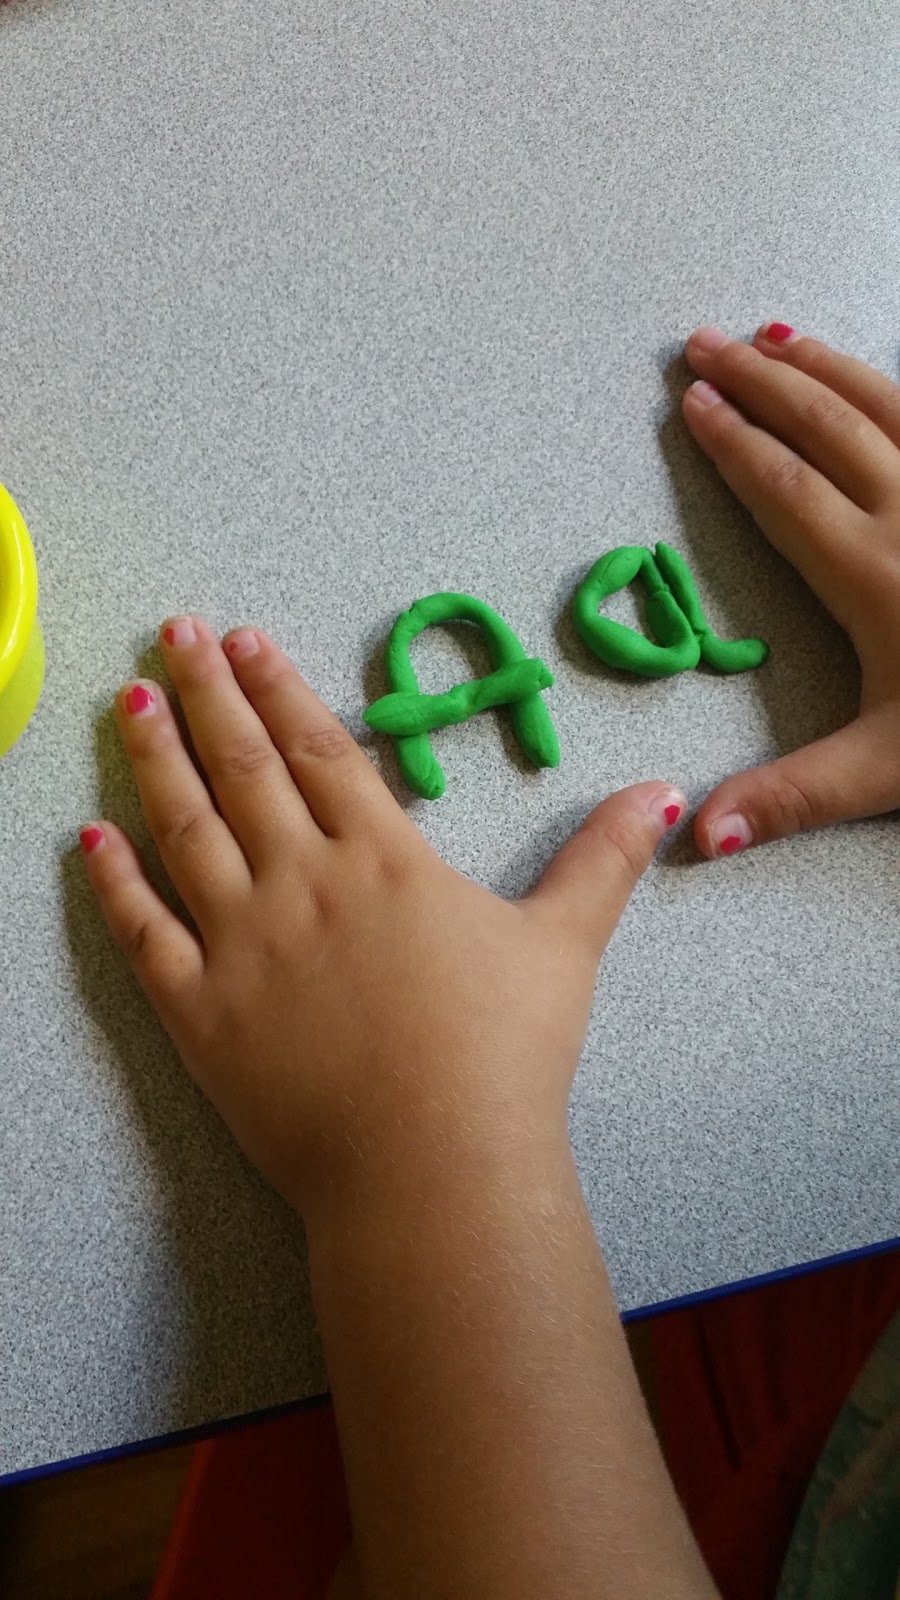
{"left": 649, "top": 789, "right": 687, "bottom": 833}
{"left": 124, "top": 684, "right": 156, "bottom": 717}
{"left": 225, "top": 630, "right": 260, "bottom": 661}
{"left": 162, "top": 616, "right": 196, "bottom": 649}
{"left": 79, "top": 825, "right": 105, "bottom": 856}
{"left": 688, "top": 380, "right": 722, "bottom": 408}
{"left": 761, "top": 321, "right": 796, "bottom": 344}
{"left": 709, "top": 813, "right": 753, "bottom": 856}
{"left": 689, "top": 325, "right": 729, "bottom": 354}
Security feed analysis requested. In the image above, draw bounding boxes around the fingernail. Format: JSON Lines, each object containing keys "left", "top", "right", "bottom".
{"left": 760, "top": 321, "right": 796, "bottom": 345}
{"left": 689, "top": 325, "right": 729, "bottom": 355}
{"left": 687, "top": 380, "right": 722, "bottom": 408}
{"left": 225, "top": 630, "right": 260, "bottom": 661}
{"left": 79, "top": 825, "right": 105, "bottom": 856}
{"left": 709, "top": 812, "right": 753, "bottom": 856}
{"left": 124, "top": 684, "right": 156, "bottom": 717}
{"left": 162, "top": 616, "right": 196, "bottom": 649}
{"left": 649, "top": 789, "right": 687, "bottom": 833}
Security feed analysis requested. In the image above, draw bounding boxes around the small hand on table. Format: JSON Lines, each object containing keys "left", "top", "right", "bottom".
{"left": 683, "top": 321, "right": 900, "bottom": 857}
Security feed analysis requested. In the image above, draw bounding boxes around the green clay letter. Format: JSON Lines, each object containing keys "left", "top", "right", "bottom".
{"left": 573, "top": 542, "right": 769, "bottom": 678}
{"left": 365, "top": 592, "right": 560, "bottom": 800}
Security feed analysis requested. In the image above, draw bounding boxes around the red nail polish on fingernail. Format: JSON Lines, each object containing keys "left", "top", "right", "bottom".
{"left": 651, "top": 791, "right": 687, "bottom": 832}
{"left": 163, "top": 626, "right": 175, "bottom": 645}
{"left": 225, "top": 629, "right": 261, "bottom": 661}
{"left": 765, "top": 322, "right": 795, "bottom": 343}
{"left": 80, "top": 826, "right": 105, "bottom": 855}
{"left": 710, "top": 812, "right": 752, "bottom": 856}
{"left": 124, "top": 685, "right": 155, "bottom": 716}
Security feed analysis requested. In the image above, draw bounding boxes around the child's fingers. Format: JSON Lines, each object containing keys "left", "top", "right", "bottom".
{"left": 221, "top": 628, "right": 405, "bottom": 840}
{"left": 694, "top": 706, "right": 900, "bottom": 857}
{"left": 160, "top": 617, "right": 317, "bottom": 861}
{"left": 682, "top": 382, "right": 867, "bottom": 631}
{"left": 115, "top": 678, "right": 251, "bottom": 928}
{"left": 526, "top": 781, "right": 686, "bottom": 957}
{"left": 79, "top": 821, "right": 205, "bottom": 1019}
{"left": 752, "top": 323, "right": 900, "bottom": 454}
{"left": 684, "top": 329, "right": 899, "bottom": 514}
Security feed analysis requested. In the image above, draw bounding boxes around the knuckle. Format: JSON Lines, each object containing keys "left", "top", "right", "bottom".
{"left": 369, "top": 841, "right": 419, "bottom": 893}
{"left": 874, "top": 382, "right": 900, "bottom": 436}
{"left": 213, "top": 737, "right": 276, "bottom": 781}
{"left": 157, "top": 804, "right": 208, "bottom": 854}
{"left": 760, "top": 453, "right": 809, "bottom": 499}
{"left": 121, "top": 918, "right": 151, "bottom": 963}
{"left": 801, "top": 388, "right": 854, "bottom": 434}
{"left": 601, "top": 821, "right": 648, "bottom": 883}
{"left": 289, "top": 722, "right": 352, "bottom": 763}
{"left": 308, "top": 878, "right": 342, "bottom": 927}
{"left": 759, "top": 773, "right": 817, "bottom": 833}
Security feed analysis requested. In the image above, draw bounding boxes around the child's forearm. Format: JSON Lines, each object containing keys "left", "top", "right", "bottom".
{"left": 307, "top": 1129, "right": 716, "bottom": 1600}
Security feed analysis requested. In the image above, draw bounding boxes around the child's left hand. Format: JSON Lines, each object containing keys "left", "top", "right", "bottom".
{"left": 684, "top": 322, "right": 900, "bottom": 857}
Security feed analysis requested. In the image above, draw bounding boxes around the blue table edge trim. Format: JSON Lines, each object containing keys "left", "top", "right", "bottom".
{"left": 3, "top": 1232, "right": 898, "bottom": 1489}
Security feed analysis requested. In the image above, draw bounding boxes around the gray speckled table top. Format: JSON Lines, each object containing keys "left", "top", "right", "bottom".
{"left": 1, "top": 0, "right": 899, "bottom": 1480}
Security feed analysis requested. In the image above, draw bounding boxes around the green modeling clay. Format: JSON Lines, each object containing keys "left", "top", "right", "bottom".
{"left": 365, "top": 592, "right": 560, "bottom": 800}
{"left": 573, "top": 542, "right": 770, "bottom": 678}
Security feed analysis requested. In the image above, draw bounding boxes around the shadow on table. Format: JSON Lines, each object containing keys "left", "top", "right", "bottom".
{"left": 0, "top": 1, "right": 67, "bottom": 20}
{"left": 61, "top": 638, "right": 325, "bottom": 1451}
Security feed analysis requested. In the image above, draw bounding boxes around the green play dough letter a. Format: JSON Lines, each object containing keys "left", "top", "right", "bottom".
{"left": 572, "top": 543, "right": 769, "bottom": 678}
{"left": 364, "top": 593, "right": 560, "bottom": 799}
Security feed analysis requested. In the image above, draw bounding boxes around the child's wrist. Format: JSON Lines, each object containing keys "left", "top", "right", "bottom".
{"left": 303, "top": 1133, "right": 584, "bottom": 1343}
{"left": 298, "top": 1111, "right": 574, "bottom": 1239}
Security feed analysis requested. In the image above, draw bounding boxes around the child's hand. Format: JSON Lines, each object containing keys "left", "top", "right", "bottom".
{"left": 80, "top": 621, "right": 683, "bottom": 1212}
{"left": 79, "top": 633, "right": 709, "bottom": 1600}
{"left": 683, "top": 322, "right": 900, "bottom": 856}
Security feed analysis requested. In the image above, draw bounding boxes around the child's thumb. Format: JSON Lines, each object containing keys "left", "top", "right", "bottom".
{"left": 693, "top": 711, "right": 900, "bottom": 858}
{"left": 526, "top": 781, "right": 686, "bottom": 956}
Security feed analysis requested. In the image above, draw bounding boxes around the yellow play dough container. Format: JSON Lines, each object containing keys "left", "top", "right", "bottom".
{"left": 0, "top": 482, "right": 44, "bottom": 757}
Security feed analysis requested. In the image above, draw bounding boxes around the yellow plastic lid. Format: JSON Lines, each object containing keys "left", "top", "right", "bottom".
{"left": 0, "top": 481, "right": 43, "bottom": 755}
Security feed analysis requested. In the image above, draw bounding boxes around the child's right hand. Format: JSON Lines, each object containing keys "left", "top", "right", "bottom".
{"left": 78, "top": 634, "right": 706, "bottom": 1600}
{"left": 79, "top": 622, "right": 683, "bottom": 1216}
{"left": 683, "top": 322, "right": 900, "bottom": 857}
